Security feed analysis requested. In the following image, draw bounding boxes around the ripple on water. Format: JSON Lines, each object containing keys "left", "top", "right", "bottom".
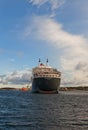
{"left": 0, "top": 90, "right": 88, "bottom": 130}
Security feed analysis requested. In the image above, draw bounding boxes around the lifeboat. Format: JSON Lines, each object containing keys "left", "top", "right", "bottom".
{"left": 21, "top": 87, "right": 29, "bottom": 91}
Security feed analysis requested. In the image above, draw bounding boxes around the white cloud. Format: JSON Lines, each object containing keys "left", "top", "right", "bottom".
{"left": 0, "top": 69, "right": 32, "bottom": 87}
{"left": 23, "top": 16, "right": 88, "bottom": 86}
{"left": 29, "top": 0, "right": 65, "bottom": 11}
{"left": 7, "top": 69, "right": 31, "bottom": 84}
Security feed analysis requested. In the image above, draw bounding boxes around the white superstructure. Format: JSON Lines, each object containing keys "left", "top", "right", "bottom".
{"left": 32, "top": 60, "right": 61, "bottom": 79}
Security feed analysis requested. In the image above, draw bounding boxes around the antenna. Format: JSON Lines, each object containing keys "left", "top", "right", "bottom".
{"left": 39, "top": 58, "right": 41, "bottom": 63}
{"left": 46, "top": 58, "right": 48, "bottom": 66}
{"left": 38, "top": 58, "right": 41, "bottom": 66}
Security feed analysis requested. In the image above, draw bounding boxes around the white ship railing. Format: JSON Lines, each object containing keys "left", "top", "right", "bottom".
{"left": 33, "top": 74, "right": 61, "bottom": 78}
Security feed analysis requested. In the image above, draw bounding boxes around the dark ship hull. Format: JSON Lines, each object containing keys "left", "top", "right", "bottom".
{"left": 32, "top": 77, "right": 61, "bottom": 94}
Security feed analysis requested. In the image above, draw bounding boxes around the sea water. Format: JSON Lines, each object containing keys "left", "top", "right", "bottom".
{"left": 0, "top": 90, "right": 88, "bottom": 130}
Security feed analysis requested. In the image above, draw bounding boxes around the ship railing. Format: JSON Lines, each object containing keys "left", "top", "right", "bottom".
{"left": 34, "top": 74, "right": 60, "bottom": 78}
{"left": 33, "top": 68, "right": 55, "bottom": 72}
{"left": 33, "top": 71, "right": 60, "bottom": 75}
{"left": 33, "top": 70, "right": 61, "bottom": 75}
{"left": 33, "top": 70, "right": 60, "bottom": 74}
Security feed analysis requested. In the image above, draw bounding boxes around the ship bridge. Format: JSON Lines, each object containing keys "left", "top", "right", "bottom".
{"left": 32, "top": 65, "right": 61, "bottom": 79}
{"left": 32, "top": 59, "right": 61, "bottom": 78}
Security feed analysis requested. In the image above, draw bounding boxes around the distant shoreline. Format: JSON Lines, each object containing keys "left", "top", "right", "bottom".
{"left": 59, "top": 86, "right": 88, "bottom": 91}
{"left": 0, "top": 87, "right": 31, "bottom": 91}
{"left": 0, "top": 87, "right": 20, "bottom": 90}
{"left": 0, "top": 86, "right": 88, "bottom": 91}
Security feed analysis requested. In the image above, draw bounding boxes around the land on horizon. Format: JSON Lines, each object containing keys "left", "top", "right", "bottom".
{"left": 0, "top": 86, "right": 88, "bottom": 91}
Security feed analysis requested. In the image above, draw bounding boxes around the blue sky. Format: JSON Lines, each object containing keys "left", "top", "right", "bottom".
{"left": 0, "top": 0, "right": 88, "bottom": 87}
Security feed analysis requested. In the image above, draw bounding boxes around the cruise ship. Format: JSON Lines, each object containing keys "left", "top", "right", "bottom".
{"left": 32, "top": 59, "right": 61, "bottom": 94}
